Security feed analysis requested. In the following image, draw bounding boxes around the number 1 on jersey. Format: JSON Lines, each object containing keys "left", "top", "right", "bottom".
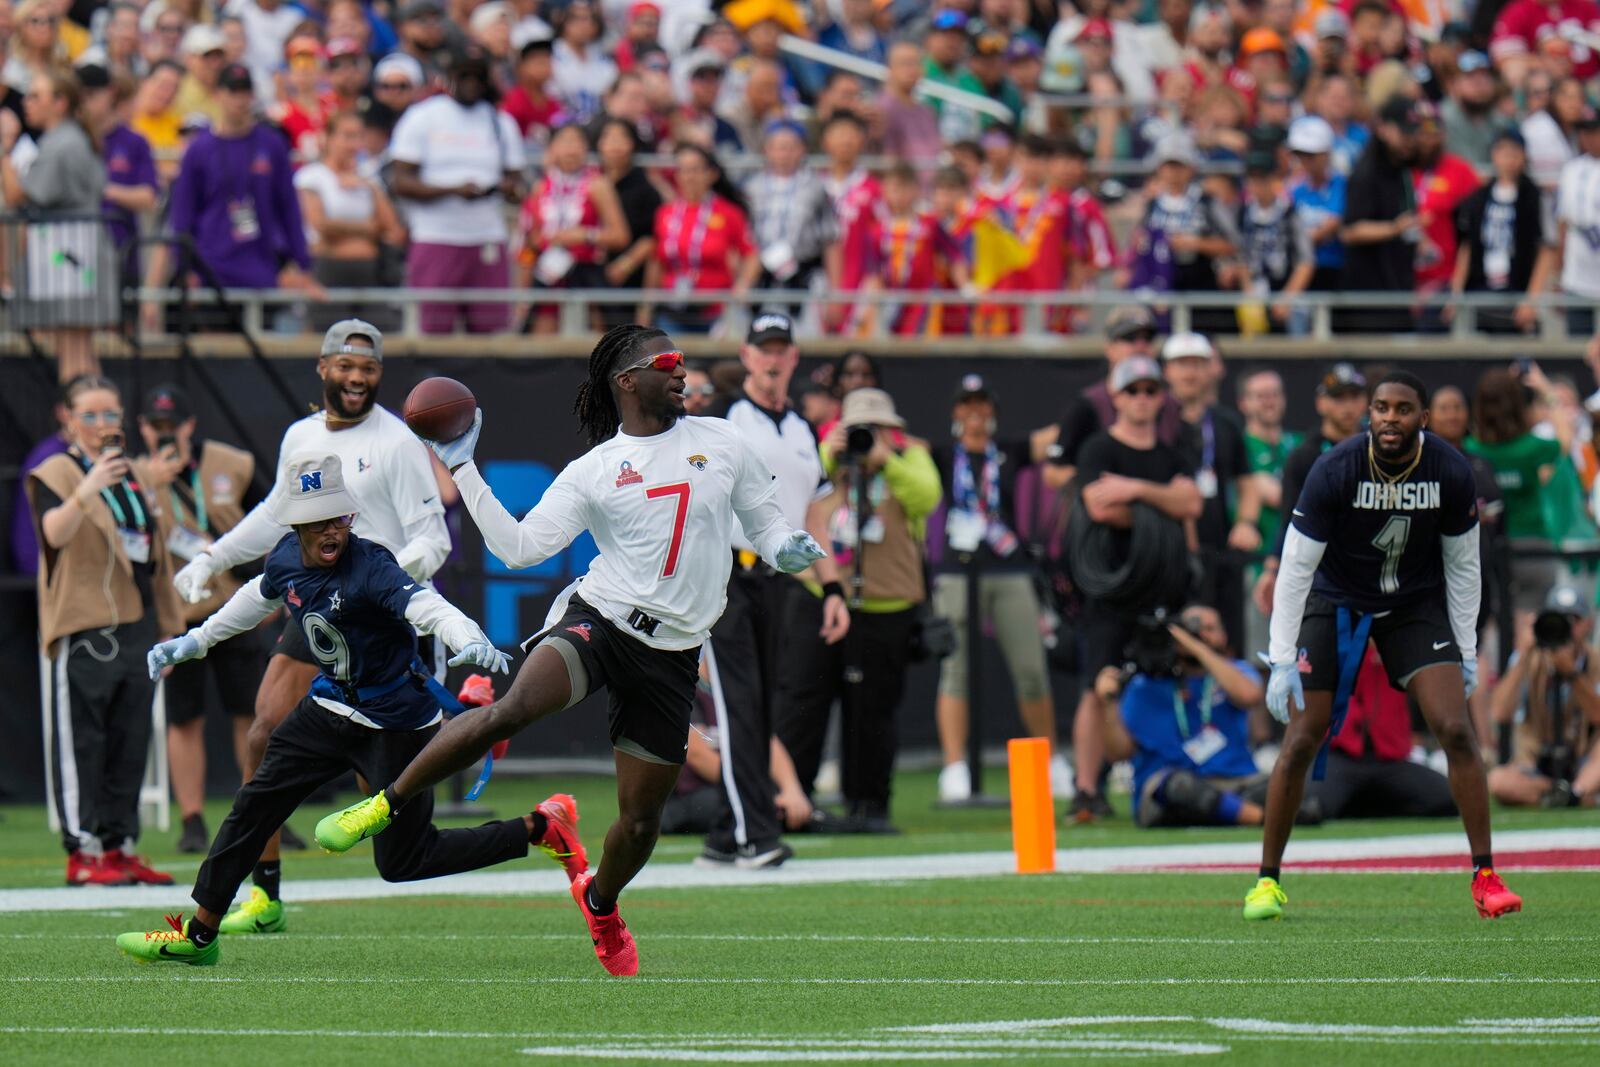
{"left": 1371, "top": 514, "right": 1411, "bottom": 595}
{"left": 645, "top": 482, "right": 692, "bottom": 579}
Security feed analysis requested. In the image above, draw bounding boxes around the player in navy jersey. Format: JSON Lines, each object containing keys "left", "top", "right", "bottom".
{"left": 1247, "top": 371, "right": 1522, "bottom": 922}
{"left": 114, "top": 453, "right": 586, "bottom": 966}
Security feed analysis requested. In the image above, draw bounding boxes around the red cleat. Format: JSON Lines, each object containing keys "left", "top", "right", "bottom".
{"left": 66, "top": 850, "right": 132, "bottom": 886}
{"left": 104, "top": 849, "right": 175, "bottom": 886}
{"left": 457, "top": 673, "right": 495, "bottom": 708}
{"left": 571, "top": 872, "right": 638, "bottom": 976}
{"left": 534, "top": 793, "right": 588, "bottom": 883}
{"left": 1472, "top": 869, "right": 1523, "bottom": 919}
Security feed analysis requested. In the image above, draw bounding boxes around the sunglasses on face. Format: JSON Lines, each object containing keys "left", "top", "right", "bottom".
{"left": 1122, "top": 383, "right": 1162, "bottom": 397}
{"left": 618, "top": 350, "right": 686, "bottom": 375}
{"left": 303, "top": 514, "right": 356, "bottom": 532}
{"left": 686, "top": 384, "right": 716, "bottom": 397}
{"left": 376, "top": 80, "right": 412, "bottom": 91}
{"left": 77, "top": 410, "right": 124, "bottom": 425}
{"left": 26, "top": 15, "right": 60, "bottom": 26}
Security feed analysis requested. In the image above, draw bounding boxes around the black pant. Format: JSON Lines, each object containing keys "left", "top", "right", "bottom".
{"left": 191, "top": 698, "right": 528, "bottom": 915}
{"left": 1194, "top": 549, "right": 1245, "bottom": 659}
{"left": 46, "top": 617, "right": 158, "bottom": 854}
{"left": 1304, "top": 751, "right": 1457, "bottom": 821}
{"left": 703, "top": 564, "right": 792, "bottom": 850}
{"left": 776, "top": 596, "right": 917, "bottom": 817}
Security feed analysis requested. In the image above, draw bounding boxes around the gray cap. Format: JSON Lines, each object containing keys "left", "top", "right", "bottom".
{"left": 1149, "top": 132, "right": 1201, "bottom": 169}
{"left": 1110, "top": 355, "right": 1163, "bottom": 394}
{"left": 321, "top": 319, "right": 383, "bottom": 362}
{"left": 1542, "top": 585, "right": 1591, "bottom": 619}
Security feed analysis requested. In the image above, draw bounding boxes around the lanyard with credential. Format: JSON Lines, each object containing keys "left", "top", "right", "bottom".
{"left": 170, "top": 468, "right": 208, "bottom": 535}
{"left": 75, "top": 450, "right": 147, "bottom": 531}
{"left": 1172, "top": 676, "right": 1216, "bottom": 739}
{"left": 669, "top": 200, "right": 712, "bottom": 279}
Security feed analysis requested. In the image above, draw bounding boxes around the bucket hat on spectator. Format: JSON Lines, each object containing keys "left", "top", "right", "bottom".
{"left": 274, "top": 454, "right": 362, "bottom": 527}
{"left": 1161, "top": 332, "right": 1214, "bottom": 362}
{"left": 1106, "top": 306, "right": 1156, "bottom": 341}
{"left": 1317, "top": 362, "right": 1367, "bottom": 397}
{"left": 1288, "top": 115, "right": 1335, "bottom": 154}
{"left": 470, "top": 2, "right": 512, "bottom": 35}
{"left": 839, "top": 388, "right": 905, "bottom": 429}
{"left": 1111, "top": 356, "right": 1163, "bottom": 394}
{"left": 182, "top": 24, "right": 227, "bottom": 57}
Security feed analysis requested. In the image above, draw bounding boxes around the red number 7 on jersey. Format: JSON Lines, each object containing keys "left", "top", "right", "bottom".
{"left": 644, "top": 482, "right": 692, "bottom": 579}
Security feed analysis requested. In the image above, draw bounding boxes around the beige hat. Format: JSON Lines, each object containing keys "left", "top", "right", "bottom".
{"left": 839, "top": 388, "right": 905, "bottom": 429}
{"left": 273, "top": 453, "right": 361, "bottom": 526}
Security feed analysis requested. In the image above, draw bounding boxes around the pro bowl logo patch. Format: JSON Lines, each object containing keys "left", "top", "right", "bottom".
{"left": 564, "top": 623, "right": 593, "bottom": 642}
{"left": 615, "top": 460, "right": 643, "bottom": 488}
{"left": 286, "top": 583, "right": 302, "bottom": 608}
{"left": 687, "top": 454, "right": 708, "bottom": 471}
{"left": 1296, "top": 648, "right": 1311, "bottom": 674}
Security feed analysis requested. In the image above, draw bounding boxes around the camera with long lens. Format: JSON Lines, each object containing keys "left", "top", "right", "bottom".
{"left": 1534, "top": 609, "right": 1574, "bottom": 650}
{"left": 845, "top": 425, "right": 877, "bottom": 457}
{"left": 1123, "top": 608, "right": 1201, "bottom": 678}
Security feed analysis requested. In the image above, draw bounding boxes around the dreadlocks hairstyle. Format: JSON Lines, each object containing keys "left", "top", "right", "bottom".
{"left": 574, "top": 324, "right": 669, "bottom": 445}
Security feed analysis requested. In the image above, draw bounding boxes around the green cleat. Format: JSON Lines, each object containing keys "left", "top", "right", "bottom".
{"left": 316, "top": 790, "right": 392, "bottom": 852}
{"left": 116, "top": 914, "right": 220, "bottom": 966}
{"left": 218, "top": 886, "right": 286, "bottom": 934}
{"left": 1243, "top": 877, "right": 1287, "bottom": 921}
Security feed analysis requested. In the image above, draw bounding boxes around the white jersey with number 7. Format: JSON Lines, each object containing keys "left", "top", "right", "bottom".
{"left": 450, "top": 417, "right": 798, "bottom": 650}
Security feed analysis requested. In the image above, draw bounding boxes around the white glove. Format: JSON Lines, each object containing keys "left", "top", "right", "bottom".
{"left": 1264, "top": 658, "right": 1305, "bottom": 725}
{"left": 774, "top": 530, "right": 827, "bottom": 574}
{"left": 426, "top": 409, "right": 482, "bottom": 471}
{"left": 1461, "top": 652, "right": 1478, "bottom": 698}
{"left": 448, "top": 640, "right": 510, "bottom": 675}
{"left": 147, "top": 634, "right": 203, "bottom": 681}
{"left": 173, "top": 553, "right": 216, "bottom": 604}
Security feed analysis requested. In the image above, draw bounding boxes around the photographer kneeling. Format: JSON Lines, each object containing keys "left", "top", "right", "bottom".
{"left": 1099, "top": 604, "right": 1295, "bottom": 828}
{"left": 1488, "top": 587, "right": 1600, "bottom": 808}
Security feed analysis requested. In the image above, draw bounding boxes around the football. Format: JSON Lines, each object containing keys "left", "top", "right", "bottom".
{"left": 403, "top": 376, "right": 477, "bottom": 442}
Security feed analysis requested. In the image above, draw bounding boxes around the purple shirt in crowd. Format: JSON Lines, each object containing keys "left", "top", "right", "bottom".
{"left": 9, "top": 434, "right": 69, "bottom": 576}
{"left": 102, "top": 124, "right": 157, "bottom": 277}
{"left": 167, "top": 124, "right": 310, "bottom": 288}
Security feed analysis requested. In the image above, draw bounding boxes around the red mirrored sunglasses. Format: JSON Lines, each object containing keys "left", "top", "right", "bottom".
{"left": 619, "top": 350, "right": 686, "bottom": 375}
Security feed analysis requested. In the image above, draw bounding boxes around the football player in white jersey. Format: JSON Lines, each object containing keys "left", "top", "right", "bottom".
{"left": 166, "top": 320, "right": 450, "bottom": 928}
{"left": 315, "top": 324, "right": 826, "bottom": 976}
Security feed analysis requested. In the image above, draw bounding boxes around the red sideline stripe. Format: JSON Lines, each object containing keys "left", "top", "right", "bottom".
{"left": 1141, "top": 848, "right": 1600, "bottom": 872}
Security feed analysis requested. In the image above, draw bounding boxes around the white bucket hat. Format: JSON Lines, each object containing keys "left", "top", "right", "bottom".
{"left": 273, "top": 453, "right": 361, "bottom": 526}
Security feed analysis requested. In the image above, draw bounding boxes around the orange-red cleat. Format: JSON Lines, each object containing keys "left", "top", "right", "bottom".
{"left": 535, "top": 793, "right": 588, "bottom": 883}
{"left": 1472, "top": 869, "right": 1522, "bottom": 919}
{"left": 571, "top": 872, "right": 638, "bottom": 976}
{"left": 457, "top": 673, "right": 495, "bottom": 708}
{"left": 104, "top": 849, "right": 175, "bottom": 886}
{"left": 66, "top": 850, "right": 131, "bottom": 886}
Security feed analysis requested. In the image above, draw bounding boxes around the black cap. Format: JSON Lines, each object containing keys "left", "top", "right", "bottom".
{"left": 448, "top": 45, "right": 492, "bottom": 78}
{"left": 1577, "top": 111, "right": 1600, "bottom": 132}
{"left": 746, "top": 309, "right": 794, "bottom": 346}
{"left": 953, "top": 373, "right": 994, "bottom": 405}
{"left": 143, "top": 384, "right": 192, "bottom": 425}
{"left": 219, "top": 63, "right": 253, "bottom": 92}
{"left": 1318, "top": 362, "right": 1368, "bottom": 396}
{"left": 1378, "top": 94, "right": 1420, "bottom": 132}
{"left": 1245, "top": 150, "right": 1278, "bottom": 176}
{"left": 400, "top": 0, "right": 445, "bottom": 19}
{"left": 75, "top": 63, "right": 111, "bottom": 90}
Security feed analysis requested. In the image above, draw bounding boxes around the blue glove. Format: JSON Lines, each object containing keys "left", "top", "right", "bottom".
{"left": 449, "top": 640, "right": 510, "bottom": 675}
{"left": 426, "top": 409, "right": 482, "bottom": 471}
{"left": 774, "top": 530, "right": 827, "bottom": 574}
{"left": 1461, "top": 652, "right": 1478, "bottom": 698}
{"left": 1263, "top": 658, "right": 1305, "bottom": 725}
{"left": 147, "top": 634, "right": 202, "bottom": 681}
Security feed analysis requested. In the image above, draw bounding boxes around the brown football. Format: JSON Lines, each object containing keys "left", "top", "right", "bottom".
{"left": 403, "top": 376, "right": 477, "bottom": 442}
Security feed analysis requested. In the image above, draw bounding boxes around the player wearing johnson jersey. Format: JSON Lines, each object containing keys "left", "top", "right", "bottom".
{"left": 116, "top": 453, "right": 569, "bottom": 967}
{"left": 1248, "top": 371, "right": 1521, "bottom": 923}
{"left": 316, "top": 325, "right": 826, "bottom": 977}
{"left": 168, "top": 320, "right": 450, "bottom": 910}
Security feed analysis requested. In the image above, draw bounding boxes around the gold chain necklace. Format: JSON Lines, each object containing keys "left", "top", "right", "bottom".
{"left": 1367, "top": 433, "right": 1423, "bottom": 486}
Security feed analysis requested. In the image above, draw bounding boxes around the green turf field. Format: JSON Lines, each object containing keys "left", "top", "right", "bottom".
{"left": 3, "top": 772, "right": 1597, "bottom": 1065}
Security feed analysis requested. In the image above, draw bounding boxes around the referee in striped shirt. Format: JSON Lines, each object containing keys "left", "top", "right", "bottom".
{"left": 698, "top": 311, "right": 850, "bottom": 868}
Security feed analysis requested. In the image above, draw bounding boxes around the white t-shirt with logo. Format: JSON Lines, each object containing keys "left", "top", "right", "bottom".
{"left": 1558, "top": 153, "right": 1600, "bottom": 300}
{"left": 390, "top": 95, "right": 526, "bottom": 246}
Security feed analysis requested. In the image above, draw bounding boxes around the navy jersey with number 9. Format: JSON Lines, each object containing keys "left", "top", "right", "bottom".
{"left": 1288, "top": 432, "right": 1478, "bottom": 613}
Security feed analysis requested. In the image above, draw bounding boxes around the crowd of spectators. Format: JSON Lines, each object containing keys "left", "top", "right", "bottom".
{"left": 9, "top": 0, "right": 1600, "bottom": 344}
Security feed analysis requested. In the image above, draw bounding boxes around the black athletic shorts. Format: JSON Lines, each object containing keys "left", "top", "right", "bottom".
{"left": 1297, "top": 593, "right": 1459, "bottom": 693}
{"left": 533, "top": 594, "right": 700, "bottom": 765}
{"left": 165, "top": 628, "right": 268, "bottom": 725}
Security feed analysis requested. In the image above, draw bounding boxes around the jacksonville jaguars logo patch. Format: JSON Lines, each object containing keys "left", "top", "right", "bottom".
{"left": 687, "top": 454, "right": 708, "bottom": 471}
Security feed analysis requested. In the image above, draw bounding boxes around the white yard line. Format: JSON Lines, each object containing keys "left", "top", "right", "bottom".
{"left": 7, "top": 974, "right": 1600, "bottom": 987}
{"left": 2, "top": 826, "right": 1594, "bottom": 914}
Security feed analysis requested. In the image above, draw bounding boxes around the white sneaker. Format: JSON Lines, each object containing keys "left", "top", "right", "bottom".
{"left": 938, "top": 761, "right": 972, "bottom": 802}
{"left": 1050, "top": 754, "right": 1076, "bottom": 800}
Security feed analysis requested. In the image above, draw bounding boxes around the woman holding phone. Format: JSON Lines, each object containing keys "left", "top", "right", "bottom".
{"left": 26, "top": 376, "right": 183, "bottom": 887}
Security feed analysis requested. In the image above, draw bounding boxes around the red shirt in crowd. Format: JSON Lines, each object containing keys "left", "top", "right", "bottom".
{"left": 1491, "top": 0, "right": 1600, "bottom": 80}
{"left": 1413, "top": 152, "right": 1481, "bottom": 292}
{"left": 1067, "top": 187, "right": 1117, "bottom": 273}
{"left": 653, "top": 196, "right": 753, "bottom": 301}
{"left": 501, "top": 87, "right": 569, "bottom": 142}
{"left": 1013, "top": 186, "right": 1072, "bottom": 291}
{"left": 825, "top": 168, "right": 883, "bottom": 292}
{"left": 1329, "top": 647, "right": 1414, "bottom": 762}
{"left": 869, "top": 211, "right": 963, "bottom": 335}
{"left": 519, "top": 166, "right": 605, "bottom": 269}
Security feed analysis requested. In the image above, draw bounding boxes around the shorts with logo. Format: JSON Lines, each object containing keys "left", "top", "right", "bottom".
{"left": 1297, "top": 593, "right": 1460, "bottom": 692}
{"left": 531, "top": 594, "right": 701, "bottom": 765}
{"left": 165, "top": 628, "right": 268, "bottom": 725}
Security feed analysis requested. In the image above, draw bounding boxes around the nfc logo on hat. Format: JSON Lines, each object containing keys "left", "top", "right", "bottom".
{"left": 299, "top": 471, "right": 324, "bottom": 493}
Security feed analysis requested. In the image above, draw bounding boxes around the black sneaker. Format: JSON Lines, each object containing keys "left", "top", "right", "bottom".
{"left": 1090, "top": 792, "right": 1115, "bottom": 819}
{"left": 1294, "top": 796, "right": 1326, "bottom": 826}
{"left": 177, "top": 814, "right": 209, "bottom": 854}
{"left": 1068, "top": 792, "right": 1098, "bottom": 824}
{"left": 694, "top": 839, "right": 738, "bottom": 868}
{"left": 735, "top": 841, "right": 794, "bottom": 869}
{"left": 278, "top": 823, "right": 308, "bottom": 851}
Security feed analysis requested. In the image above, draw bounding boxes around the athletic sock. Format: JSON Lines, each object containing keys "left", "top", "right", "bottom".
{"left": 527, "top": 811, "right": 549, "bottom": 843}
{"left": 188, "top": 917, "right": 218, "bottom": 947}
{"left": 586, "top": 884, "right": 616, "bottom": 916}
{"left": 382, "top": 784, "right": 404, "bottom": 812}
{"left": 252, "top": 861, "right": 281, "bottom": 901}
{"left": 1472, "top": 854, "right": 1494, "bottom": 877}
{"left": 1259, "top": 866, "right": 1281, "bottom": 883}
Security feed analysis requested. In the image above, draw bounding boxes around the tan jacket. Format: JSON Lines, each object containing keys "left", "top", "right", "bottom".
{"left": 27, "top": 452, "right": 184, "bottom": 655}
{"left": 815, "top": 483, "right": 926, "bottom": 606}
{"left": 137, "top": 440, "right": 255, "bottom": 624}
